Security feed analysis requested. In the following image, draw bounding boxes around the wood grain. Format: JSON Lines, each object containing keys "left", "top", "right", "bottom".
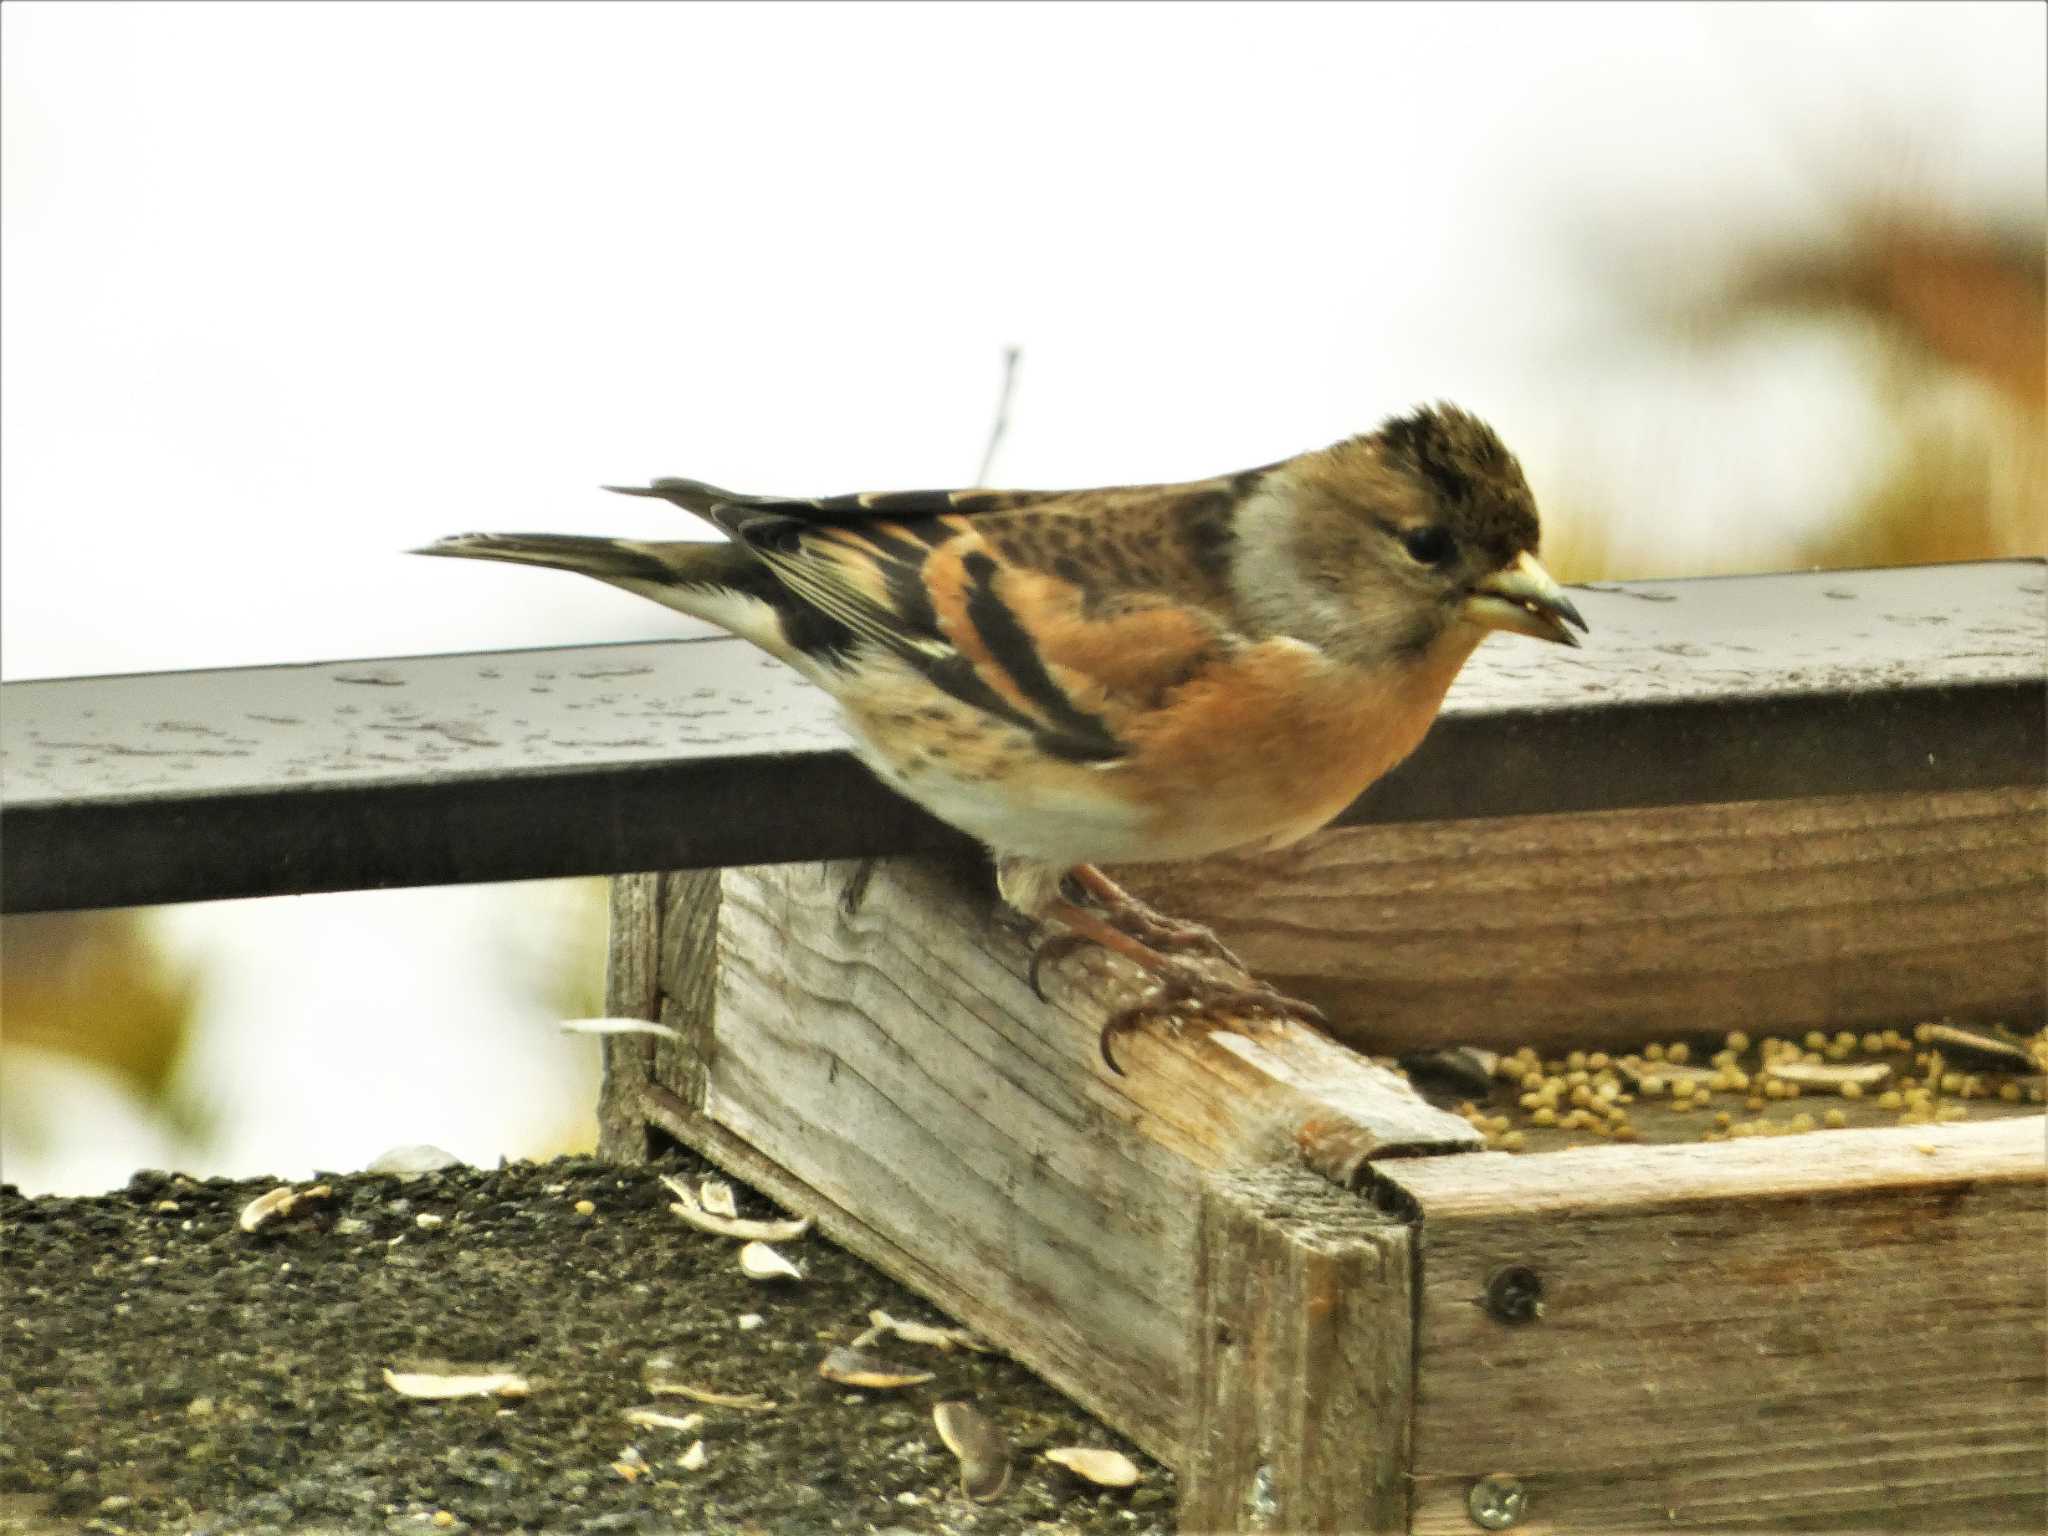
{"left": 596, "top": 854, "right": 1471, "bottom": 1464}
{"left": 1183, "top": 1167, "right": 1414, "bottom": 1534}
{"left": 1377, "top": 1116, "right": 2048, "bottom": 1532}
{"left": 1110, "top": 786, "right": 2047, "bottom": 1055}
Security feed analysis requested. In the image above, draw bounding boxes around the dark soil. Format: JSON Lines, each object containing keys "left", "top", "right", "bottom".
{"left": 0, "top": 1152, "right": 1172, "bottom": 1536}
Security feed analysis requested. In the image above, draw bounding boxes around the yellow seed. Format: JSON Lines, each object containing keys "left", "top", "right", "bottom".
{"left": 1570, "top": 1084, "right": 1593, "bottom": 1106}
{"left": 1746, "top": 1095, "right": 1765, "bottom": 1111}
{"left": 1914, "top": 1022, "right": 1935, "bottom": 1043}
{"left": 1941, "top": 1072, "right": 1965, "bottom": 1094}
{"left": 1839, "top": 1081, "right": 1863, "bottom": 1100}
{"left": 1823, "top": 1108, "right": 1848, "bottom": 1128}
{"left": 1645, "top": 1043, "right": 1666, "bottom": 1062}
{"left": 1671, "top": 1097, "right": 1694, "bottom": 1113}
{"left": 1790, "top": 1112, "right": 1816, "bottom": 1132}
{"left": 1641, "top": 1076, "right": 1666, "bottom": 1096}
{"left": 574, "top": 1199, "right": 596, "bottom": 1217}
{"left": 1804, "top": 1031, "right": 1828, "bottom": 1051}
{"left": 1531, "top": 1107, "right": 1557, "bottom": 1126}
{"left": 1728, "top": 1120, "right": 1755, "bottom": 1138}
{"left": 1710, "top": 1071, "right": 1733, "bottom": 1092}
{"left": 1784, "top": 1083, "right": 1802, "bottom": 1099}
{"left": 1596, "top": 1080, "right": 1620, "bottom": 1101}
{"left": 1726, "top": 1069, "right": 1750, "bottom": 1091}
{"left": 1876, "top": 1090, "right": 1902, "bottom": 1109}
{"left": 1521, "top": 1072, "right": 1546, "bottom": 1091}
{"left": 1960, "top": 1076, "right": 1982, "bottom": 1100}
{"left": 1567, "top": 1050, "right": 1587, "bottom": 1071}
{"left": 1834, "top": 1031, "right": 1857, "bottom": 1051}
{"left": 1499, "top": 1130, "right": 1526, "bottom": 1151}
{"left": 1861, "top": 1033, "right": 1884, "bottom": 1054}
{"left": 1763, "top": 1079, "right": 1785, "bottom": 1099}
{"left": 1566, "top": 1069, "right": 1590, "bottom": 1087}
{"left": 1486, "top": 1115, "right": 1511, "bottom": 1134}
{"left": 1714, "top": 1111, "right": 1733, "bottom": 1128}
{"left": 1667, "top": 1043, "right": 1691, "bottom": 1064}
{"left": 1724, "top": 1031, "right": 1751, "bottom": 1053}
{"left": 1999, "top": 1083, "right": 2022, "bottom": 1103}
{"left": 1825, "top": 1040, "right": 1853, "bottom": 1061}
{"left": 1587, "top": 1051, "right": 1610, "bottom": 1070}
{"left": 1936, "top": 1103, "right": 1968, "bottom": 1123}
{"left": 1611, "top": 1124, "right": 1640, "bottom": 1141}
{"left": 1803, "top": 1050, "right": 1825, "bottom": 1066}
{"left": 1882, "top": 1029, "right": 1907, "bottom": 1052}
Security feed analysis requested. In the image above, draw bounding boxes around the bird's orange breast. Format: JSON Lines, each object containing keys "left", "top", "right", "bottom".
{"left": 1110, "top": 630, "right": 1481, "bottom": 857}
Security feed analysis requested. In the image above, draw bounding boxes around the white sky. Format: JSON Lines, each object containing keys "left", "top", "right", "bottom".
{"left": 3, "top": 1, "right": 2041, "bottom": 1191}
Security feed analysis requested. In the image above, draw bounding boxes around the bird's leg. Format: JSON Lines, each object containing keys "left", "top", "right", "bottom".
{"left": 1030, "top": 896, "right": 1325, "bottom": 1076}
{"left": 1063, "top": 863, "right": 1248, "bottom": 971}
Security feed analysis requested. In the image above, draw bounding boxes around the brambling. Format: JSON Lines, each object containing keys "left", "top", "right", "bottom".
{"left": 420, "top": 404, "right": 1586, "bottom": 1069}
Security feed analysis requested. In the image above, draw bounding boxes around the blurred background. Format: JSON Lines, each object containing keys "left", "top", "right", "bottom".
{"left": 4, "top": 1, "right": 2042, "bottom": 1194}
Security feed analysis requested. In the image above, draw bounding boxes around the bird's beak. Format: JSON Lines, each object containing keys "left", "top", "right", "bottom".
{"left": 1462, "top": 551, "right": 1588, "bottom": 647}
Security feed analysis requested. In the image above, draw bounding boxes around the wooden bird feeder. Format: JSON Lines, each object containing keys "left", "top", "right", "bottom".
{"left": 6, "top": 559, "right": 2044, "bottom": 1532}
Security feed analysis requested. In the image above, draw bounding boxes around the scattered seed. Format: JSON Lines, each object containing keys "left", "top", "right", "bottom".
{"left": 1045, "top": 1446, "right": 1142, "bottom": 1488}
{"left": 661, "top": 1175, "right": 811, "bottom": 1242}
{"left": 933, "top": 1401, "right": 1011, "bottom": 1503}
{"left": 818, "top": 1347, "right": 932, "bottom": 1390}
{"left": 738, "top": 1241, "right": 802, "bottom": 1282}
{"left": 612, "top": 1447, "right": 649, "bottom": 1481}
{"left": 623, "top": 1408, "right": 704, "bottom": 1433}
{"left": 1921, "top": 1023, "right": 2038, "bottom": 1071}
{"left": 573, "top": 1200, "right": 596, "bottom": 1218}
{"left": 678, "top": 1440, "right": 708, "bottom": 1471}
{"left": 238, "top": 1183, "right": 332, "bottom": 1234}
{"left": 863, "top": 1309, "right": 991, "bottom": 1354}
{"left": 737, "top": 1313, "right": 765, "bottom": 1331}
{"left": 382, "top": 1368, "right": 530, "bottom": 1400}
{"left": 1824, "top": 1108, "right": 1848, "bottom": 1128}
{"left": 559, "top": 1017, "right": 683, "bottom": 1041}
{"left": 643, "top": 1370, "right": 775, "bottom": 1412}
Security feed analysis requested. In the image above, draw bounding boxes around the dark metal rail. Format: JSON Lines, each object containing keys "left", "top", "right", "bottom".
{"left": 4, "top": 561, "right": 2041, "bottom": 912}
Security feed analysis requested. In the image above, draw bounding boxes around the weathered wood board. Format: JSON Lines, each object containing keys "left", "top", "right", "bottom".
{"left": 601, "top": 840, "right": 2047, "bottom": 1533}
{"left": 1110, "top": 785, "right": 2047, "bottom": 1054}
{"left": 602, "top": 852, "right": 1472, "bottom": 1487}
{"left": 1381, "top": 1119, "right": 2048, "bottom": 1533}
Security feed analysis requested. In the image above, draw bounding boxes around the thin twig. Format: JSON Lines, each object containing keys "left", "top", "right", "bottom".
{"left": 974, "top": 346, "right": 1022, "bottom": 487}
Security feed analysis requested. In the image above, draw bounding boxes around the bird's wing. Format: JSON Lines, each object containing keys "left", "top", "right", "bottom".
{"left": 610, "top": 473, "right": 1265, "bottom": 767}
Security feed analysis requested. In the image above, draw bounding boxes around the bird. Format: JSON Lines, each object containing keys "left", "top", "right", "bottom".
{"left": 417, "top": 403, "right": 1587, "bottom": 1070}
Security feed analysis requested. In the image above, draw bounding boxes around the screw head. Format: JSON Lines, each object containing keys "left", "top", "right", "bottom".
{"left": 1484, "top": 1264, "right": 1544, "bottom": 1324}
{"left": 1467, "top": 1472, "right": 1528, "bottom": 1530}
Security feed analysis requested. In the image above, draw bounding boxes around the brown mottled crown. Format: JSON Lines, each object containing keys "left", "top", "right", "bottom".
{"left": 1371, "top": 403, "right": 1540, "bottom": 562}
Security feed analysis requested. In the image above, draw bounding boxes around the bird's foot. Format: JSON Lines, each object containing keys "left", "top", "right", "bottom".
{"left": 1096, "top": 964, "right": 1326, "bottom": 1076}
{"left": 1026, "top": 879, "right": 1322, "bottom": 1075}
{"left": 1062, "top": 863, "right": 1248, "bottom": 970}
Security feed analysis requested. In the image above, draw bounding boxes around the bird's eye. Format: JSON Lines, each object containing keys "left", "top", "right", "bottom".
{"left": 1402, "top": 524, "right": 1456, "bottom": 566}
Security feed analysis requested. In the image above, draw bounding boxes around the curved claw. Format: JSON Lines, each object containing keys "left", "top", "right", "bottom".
{"left": 1027, "top": 933, "right": 1096, "bottom": 1002}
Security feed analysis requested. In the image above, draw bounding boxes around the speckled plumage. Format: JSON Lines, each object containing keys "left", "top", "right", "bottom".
{"left": 420, "top": 404, "right": 1587, "bottom": 1066}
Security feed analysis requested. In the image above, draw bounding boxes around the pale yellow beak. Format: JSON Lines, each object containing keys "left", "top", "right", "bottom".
{"left": 1462, "top": 551, "right": 1588, "bottom": 647}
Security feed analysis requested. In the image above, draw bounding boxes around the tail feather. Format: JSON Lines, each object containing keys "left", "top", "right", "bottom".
{"left": 412, "top": 532, "right": 804, "bottom": 658}
{"left": 603, "top": 477, "right": 756, "bottom": 520}
{"left": 412, "top": 531, "right": 731, "bottom": 586}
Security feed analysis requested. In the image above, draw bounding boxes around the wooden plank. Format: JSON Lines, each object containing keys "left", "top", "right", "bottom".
{"left": 610, "top": 852, "right": 1472, "bottom": 1467}
{"left": 1183, "top": 1167, "right": 1415, "bottom": 1534}
{"left": 1109, "top": 785, "right": 2047, "bottom": 1055}
{"left": 6, "top": 561, "right": 2042, "bottom": 911}
{"left": 1376, "top": 1117, "right": 2048, "bottom": 1532}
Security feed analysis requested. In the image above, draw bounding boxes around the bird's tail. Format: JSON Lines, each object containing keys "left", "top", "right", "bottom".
{"left": 413, "top": 532, "right": 796, "bottom": 654}
{"left": 413, "top": 530, "right": 732, "bottom": 586}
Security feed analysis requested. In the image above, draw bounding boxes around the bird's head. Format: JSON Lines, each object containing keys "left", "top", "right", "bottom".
{"left": 1233, "top": 403, "right": 1587, "bottom": 667}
